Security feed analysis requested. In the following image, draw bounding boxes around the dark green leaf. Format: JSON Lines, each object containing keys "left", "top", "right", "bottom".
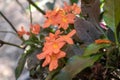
{"left": 104, "top": 0, "right": 120, "bottom": 32}
{"left": 15, "top": 47, "right": 35, "bottom": 79}
{"left": 65, "top": 44, "right": 84, "bottom": 57}
{"left": 15, "top": 53, "right": 27, "bottom": 79}
{"left": 53, "top": 54, "right": 102, "bottom": 80}
{"left": 70, "top": 0, "right": 78, "bottom": 4}
{"left": 83, "top": 43, "right": 110, "bottom": 56}
{"left": 45, "top": 1, "right": 55, "bottom": 10}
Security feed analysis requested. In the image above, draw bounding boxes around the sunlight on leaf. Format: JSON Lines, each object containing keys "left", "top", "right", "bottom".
{"left": 104, "top": 0, "right": 120, "bottom": 32}
{"left": 53, "top": 54, "right": 102, "bottom": 80}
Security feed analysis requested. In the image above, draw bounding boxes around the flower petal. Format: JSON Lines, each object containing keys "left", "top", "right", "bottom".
{"left": 36, "top": 52, "right": 46, "bottom": 60}
{"left": 42, "top": 55, "right": 51, "bottom": 67}
{"left": 49, "top": 59, "right": 58, "bottom": 71}
{"left": 57, "top": 51, "right": 66, "bottom": 59}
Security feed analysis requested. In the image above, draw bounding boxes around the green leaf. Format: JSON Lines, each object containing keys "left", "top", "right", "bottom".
{"left": 104, "top": 0, "right": 120, "bottom": 32}
{"left": 70, "top": 0, "right": 78, "bottom": 4}
{"left": 83, "top": 43, "right": 110, "bottom": 56}
{"left": 15, "top": 47, "right": 35, "bottom": 79}
{"left": 53, "top": 54, "right": 102, "bottom": 80}
{"left": 15, "top": 53, "right": 27, "bottom": 79}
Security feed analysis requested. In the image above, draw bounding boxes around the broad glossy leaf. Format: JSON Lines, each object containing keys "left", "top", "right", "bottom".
{"left": 74, "top": 18, "right": 101, "bottom": 44}
{"left": 104, "top": 0, "right": 120, "bottom": 32}
{"left": 53, "top": 54, "right": 102, "bottom": 80}
{"left": 65, "top": 45, "right": 84, "bottom": 57}
{"left": 83, "top": 43, "right": 110, "bottom": 56}
{"left": 15, "top": 53, "right": 27, "bottom": 79}
{"left": 15, "top": 48, "right": 35, "bottom": 79}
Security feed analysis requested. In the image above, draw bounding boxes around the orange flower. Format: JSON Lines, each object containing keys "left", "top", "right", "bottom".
{"left": 43, "top": 3, "right": 81, "bottom": 29}
{"left": 43, "top": 17, "right": 57, "bottom": 28}
{"left": 95, "top": 39, "right": 111, "bottom": 44}
{"left": 17, "top": 26, "right": 29, "bottom": 37}
{"left": 37, "top": 51, "right": 66, "bottom": 71}
{"left": 63, "top": 2, "right": 81, "bottom": 15}
{"left": 45, "top": 30, "right": 61, "bottom": 42}
{"left": 49, "top": 51, "right": 66, "bottom": 71}
{"left": 30, "top": 24, "right": 40, "bottom": 35}
{"left": 63, "top": 2, "right": 72, "bottom": 13}
{"left": 37, "top": 29, "right": 76, "bottom": 71}
{"left": 71, "top": 3, "right": 81, "bottom": 14}
{"left": 57, "top": 30, "right": 76, "bottom": 44}
{"left": 43, "top": 9, "right": 61, "bottom": 28}
{"left": 43, "top": 40, "right": 65, "bottom": 54}
{"left": 57, "top": 13, "right": 75, "bottom": 30}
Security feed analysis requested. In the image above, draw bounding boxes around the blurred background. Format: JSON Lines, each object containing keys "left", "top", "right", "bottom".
{"left": 0, "top": 0, "right": 74, "bottom": 80}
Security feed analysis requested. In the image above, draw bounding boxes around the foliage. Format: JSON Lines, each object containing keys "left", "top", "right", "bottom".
{"left": 0, "top": 0, "right": 120, "bottom": 80}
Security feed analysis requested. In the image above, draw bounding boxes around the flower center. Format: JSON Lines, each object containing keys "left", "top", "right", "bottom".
{"left": 62, "top": 18, "right": 67, "bottom": 22}
{"left": 53, "top": 43, "right": 58, "bottom": 49}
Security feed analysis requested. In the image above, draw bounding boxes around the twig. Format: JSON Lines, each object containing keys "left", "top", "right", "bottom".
{"left": 16, "top": 0, "right": 26, "bottom": 13}
{"left": 0, "top": 11, "right": 24, "bottom": 41}
{"left": 0, "top": 11, "right": 17, "bottom": 33}
{"left": 0, "top": 40, "right": 23, "bottom": 49}
{"left": 29, "top": 2, "right": 32, "bottom": 24}
{"left": 0, "top": 31, "right": 16, "bottom": 35}
{"left": 27, "top": 0, "right": 45, "bottom": 15}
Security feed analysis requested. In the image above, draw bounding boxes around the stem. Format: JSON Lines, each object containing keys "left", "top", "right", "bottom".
{"left": 0, "top": 40, "right": 23, "bottom": 49}
{"left": 29, "top": 2, "right": 32, "bottom": 24}
{"left": 0, "top": 11, "right": 17, "bottom": 33}
{"left": 114, "top": 30, "right": 119, "bottom": 45}
{"left": 27, "top": 0, "right": 45, "bottom": 15}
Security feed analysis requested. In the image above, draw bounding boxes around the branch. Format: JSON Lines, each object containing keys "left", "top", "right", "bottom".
{"left": 29, "top": 2, "right": 32, "bottom": 24}
{"left": 27, "top": 0, "right": 45, "bottom": 15}
{"left": 0, "top": 11, "right": 24, "bottom": 41}
{"left": 0, "top": 31, "right": 16, "bottom": 35}
{"left": 0, "top": 40, "right": 24, "bottom": 49}
{"left": 0, "top": 11, "right": 17, "bottom": 33}
{"left": 16, "top": 0, "right": 26, "bottom": 13}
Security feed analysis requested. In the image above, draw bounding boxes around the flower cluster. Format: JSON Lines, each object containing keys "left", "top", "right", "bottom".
{"left": 37, "top": 30, "right": 76, "bottom": 71}
{"left": 17, "top": 2, "right": 80, "bottom": 71}
{"left": 43, "top": 2, "right": 81, "bottom": 30}
{"left": 17, "top": 24, "right": 40, "bottom": 37}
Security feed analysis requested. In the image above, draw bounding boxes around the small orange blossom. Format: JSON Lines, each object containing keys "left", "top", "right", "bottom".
{"left": 17, "top": 26, "right": 29, "bottom": 37}
{"left": 30, "top": 24, "right": 40, "bottom": 35}
{"left": 95, "top": 39, "right": 111, "bottom": 44}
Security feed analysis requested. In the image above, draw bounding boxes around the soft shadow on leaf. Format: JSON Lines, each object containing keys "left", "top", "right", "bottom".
{"left": 65, "top": 44, "right": 84, "bottom": 57}
{"left": 53, "top": 54, "right": 102, "bottom": 80}
{"left": 27, "top": 49, "right": 41, "bottom": 70}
